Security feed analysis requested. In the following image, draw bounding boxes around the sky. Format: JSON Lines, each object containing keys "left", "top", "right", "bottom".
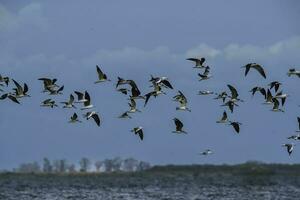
{"left": 0, "top": 0, "right": 300, "bottom": 169}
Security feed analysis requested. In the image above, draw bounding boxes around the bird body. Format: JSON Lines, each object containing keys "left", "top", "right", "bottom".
{"left": 199, "top": 149, "right": 213, "bottom": 156}
{"left": 172, "top": 118, "right": 187, "bottom": 134}
{"left": 186, "top": 57, "right": 206, "bottom": 68}
{"left": 95, "top": 65, "right": 110, "bottom": 83}
{"left": 287, "top": 68, "right": 300, "bottom": 77}
{"left": 282, "top": 144, "right": 295, "bottom": 156}
{"left": 216, "top": 111, "right": 228, "bottom": 123}
{"left": 131, "top": 126, "right": 144, "bottom": 140}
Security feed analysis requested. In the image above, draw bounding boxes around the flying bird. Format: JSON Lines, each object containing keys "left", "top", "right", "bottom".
{"left": 69, "top": 113, "right": 81, "bottom": 123}
{"left": 38, "top": 78, "right": 59, "bottom": 92}
{"left": 228, "top": 121, "right": 241, "bottom": 134}
{"left": 41, "top": 99, "right": 58, "bottom": 108}
{"left": 282, "top": 143, "right": 295, "bottom": 156}
{"left": 271, "top": 98, "right": 284, "bottom": 112}
{"left": 61, "top": 94, "right": 76, "bottom": 108}
{"left": 216, "top": 111, "right": 228, "bottom": 123}
{"left": 198, "top": 66, "right": 212, "bottom": 81}
{"left": 198, "top": 90, "right": 214, "bottom": 95}
{"left": 74, "top": 91, "right": 88, "bottom": 103}
{"left": 172, "top": 118, "right": 187, "bottom": 134}
{"left": 186, "top": 57, "right": 206, "bottom": 68}
{"left": 95, "top": 65, "right": 111, "bottom": 83}
{"left": 12, "top": 79, "right": 30, "bottom": 98}
{"left": 268, "top": 81, "right": 282, "bottom": 92}
{"left": 80, "top": 91, "right": 93, "bottom": 110}
{"left": 242, "top": 63, "right": 266, "bottom": 79}
{"left": 128, "top": 98, "right": 141, "bottom": 113}
{"left": 287, "top": 134, "right": 300, "bottom": 141}
{"left": 249, "top": 87, "right": 266, "bottom": 99}
{"left": 287, "top": 68, "right": 300, "bottom": 77}
{"left": 131, "top": 126, "right": 144, "bottom": 141}
{"left": 84, "top": 111, "right": 100, "bottom": 126}
{"left": 199, "top": 149, "right": 213, "bottom": 156}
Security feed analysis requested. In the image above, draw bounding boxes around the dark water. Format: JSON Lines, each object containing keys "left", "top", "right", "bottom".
{"left": 0, "top": 169, "right": 300, "bottom": 200}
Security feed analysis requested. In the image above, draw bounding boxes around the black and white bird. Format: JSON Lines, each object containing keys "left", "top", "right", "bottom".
{"left": 198, "top": 90, "right": 214, "bottom": 95}
{"left": 282, "top": 143, "right": 295, "bottom": 156}
{"left": 198, "top": 66, "right": 212, "bottom": 81}
{"left": 172, "top": 118, "right": 187, "bottom": 134}
{"left": 149, "top": 75, "right": 173, "bottom": 89}
{"left": 128, "top": 98, "right": 141, "bottom": 113}
{"left": 242, "top": 63, "right": 266, "bottom": 79}
{"left": 74, "top": 91, "right": 89, "bottom": 103}
{"left": 287, "top": 134, "right": 300, "bottom": 141}
{"left": 263, "top": 89, "right": 274, "bottom": 105}
{"left": 214, "top": 91, "right": 228, "bottom": 103}
{"left": 227, "top": 84, "right": 243, "bottom": 102}
{"left": 287, "top": 68, "right": 300, "bottom": 77}
{"left": 84, "top": 111, "right": 100, "bottom": 126}
{"left": 38, "top": 78, "right": 59, "bottom": 93}
{"left": 61, "top": 94, "right": 76, "bottom": 108}
{"left": 186, "top": 57, "right": 206, "bottom": 68}
{"left": 216, "top": 111, "right": 228, "bottom": 123}
{"left": 249, "top": 86, "right": 266, "bottom": 99}
{"left": 274, "top": 91, "right": 288, "bottom": 106}
{"left": 80, "top": 91, "right": 93, "bottom": 110}
{"left": 268, "top": 81, "right": 282, "bottom": 92}
{"left": 41, "top": 99, "right": 58, "bottom": 108}
{"left": 131, "top": 126, "right": 144, "bottom": 141}
{"left": 12, "top": 79, "right": 30, "bottom": 98}
{"left": 228, "top": 121, "right": 241, "bottom": 134}
{"left": 95, "top": 65, "right": 110, "bottom": 83}
{"left": 199, "top": 149, "right": 213, "bottom": 156}
{"left": 69, "top": 113, "right": 81, "bottom": 123}
{"left": 271, "top": 98, "right": 284, "bottom": 112}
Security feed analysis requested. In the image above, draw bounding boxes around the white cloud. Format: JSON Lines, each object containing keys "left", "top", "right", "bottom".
{"left": 0, "top": 3, "right": 47, "bottom": 32}
{"left": 185, "top": 44, "right": 221, "bottom": 59}
{"left": 184, "top": 36, "right": 300, "bottom": 63}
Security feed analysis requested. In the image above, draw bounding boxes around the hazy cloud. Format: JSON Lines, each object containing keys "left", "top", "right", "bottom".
{"left": 0, "top": 3, "right": 47, "bottom": 32}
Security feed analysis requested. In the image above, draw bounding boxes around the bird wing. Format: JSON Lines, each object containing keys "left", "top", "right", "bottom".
{"left": 227, "top": 84, "right": 238, "bottom": 99}
{"left": 8, "top": 95, "right": 20, "bottom": 104}
{"left": 221, "top": 111, "right": 227, "bottom": 121}
{"left": 70, "top": 94, "right": 75, "bottom": 103}
{"left": 74, "top": 91, "right": 84, "bottom": 100}
{"left": 232, "top": 122, "right": 240, "bottom": 133}
{"left": 91, "top": 113, "right": 100, "bottom": 126}
{"left": 253, "top": 64, "right": 267, "bottom": 79}
{"left": 161, "top": 79, "right": 173, "bottom": 89}
{"left": 84, "top": 91, "right": 91, "bottom": 106}
{"left": 12, "top": 79, "right": 23, "bottom": 93}
{"left": 137, "top": 129, "right": 144, "bottom": 140}
{"left": 244, "top": 64, "right": 251, "bottom": 76}
{"left": 174, "top": 118, "right": 184, "bottom": 131}
{"left": 96, "top": 65, "right": 104, "bottom": 79}
{"left": 297, "top": 117, "right": 300, "bottom": 130}
{"left": 23, "top": 83, "right": 29, "bottom": 94}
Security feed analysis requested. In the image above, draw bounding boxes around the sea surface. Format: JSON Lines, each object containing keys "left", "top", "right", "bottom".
{"left": 1, "top": 166, "right": 300, "bottom": 200}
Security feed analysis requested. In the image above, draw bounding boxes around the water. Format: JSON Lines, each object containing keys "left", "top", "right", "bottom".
{"left": 1, "top": 169, "right": 300, "bottom": 200}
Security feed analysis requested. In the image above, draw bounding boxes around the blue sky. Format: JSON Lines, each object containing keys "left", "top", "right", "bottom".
{"left": 0, "top": 0, "right": 300, "bottom": 169}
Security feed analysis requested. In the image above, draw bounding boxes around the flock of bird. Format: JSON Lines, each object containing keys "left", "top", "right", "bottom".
{"left": 0, "top": 60, "right": 300, "bottom": 157}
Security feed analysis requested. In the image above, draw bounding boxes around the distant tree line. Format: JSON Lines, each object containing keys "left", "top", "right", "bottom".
{"left": 12, "top": 157, "right": 151, "bottom": 173}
